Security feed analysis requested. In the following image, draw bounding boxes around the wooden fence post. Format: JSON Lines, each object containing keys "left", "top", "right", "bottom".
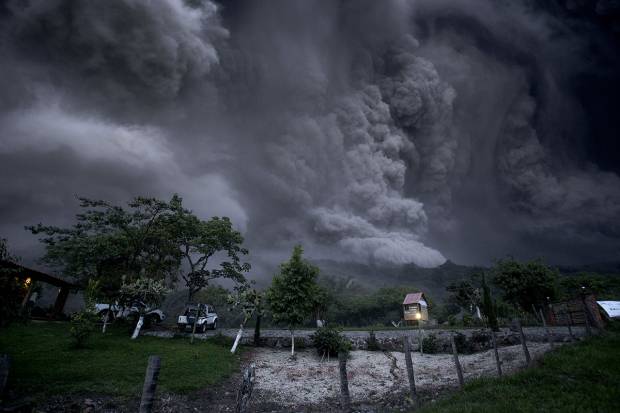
{"left": 580, "top": 290, "right": 593, "bottom": 336}
{"left": 402, "top": 336, "right": 419, "bottom": 406}
{"left": 516, "top": 319, "right": 531, "bottom": 366}
{"left": 450, "top": 333, "right": 464, "bottom": 388}
{"left": 538, "top": 308, "right": 555, "bottom": 349}
{"left": 236, "top": 363, "right": 256, "bottom": 413}
{"left": 567, "top": 311, "right": 575, "bottom": 340}
{"left": 139, "top": 356, "right": 161, "bottom": 413}
{"left": 338, "top": 351, "right": 352, "bottom": 413}
{"left": 490, "top": 330, "right": 502, "bottom": 377}
{"left": 0, "top": 354, "right": 10, "bottom": 398}
{"left": 418, "top": 321, "right": 424, "bottom": 355}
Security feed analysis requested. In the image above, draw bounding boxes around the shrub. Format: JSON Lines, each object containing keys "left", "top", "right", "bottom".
{"left": 422, "top": 333, "right": 441, "bottom": 354}
{"left": 69, "top": 311, "right": 96, "bottom": 348}
{"left": 312, "top": 326, "right": 350, "bottom": 357}
{"left": 462, "top": 312, "right": 474, "bottom": 326}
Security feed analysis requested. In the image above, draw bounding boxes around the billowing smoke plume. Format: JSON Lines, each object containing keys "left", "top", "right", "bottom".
{"left": 1, "top": 0, "right": 619, "bottom": 270}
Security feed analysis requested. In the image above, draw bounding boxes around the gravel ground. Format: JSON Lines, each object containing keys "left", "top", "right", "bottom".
{"left": 249, "top": 343, "right": 553, "bottom": 409}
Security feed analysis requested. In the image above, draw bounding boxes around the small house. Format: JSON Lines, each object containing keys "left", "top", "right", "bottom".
{"left": 403, "top": 292, "right": 429, "bottom": 324}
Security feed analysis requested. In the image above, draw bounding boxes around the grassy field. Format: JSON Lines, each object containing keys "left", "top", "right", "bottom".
{"left": 0, "top": 322, "right": 240, "bottom": 399}
{"left": 418, "top": 325, "right": 620, "bottom": 413}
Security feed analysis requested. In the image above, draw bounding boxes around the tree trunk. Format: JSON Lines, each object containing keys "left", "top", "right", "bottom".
{"left": 290, "top": 330, "right": 295, "bottom": 357}
{"left": 190, "top": 306, "right": 201, "bottom": 345}
{"left": 338, "top": 351, "right": 351, "bottom": 412}
{"left": 102, "top": 309, "right": 110, "bottom": 334}
{"left": 132, "top": 315, "right": 144, "bottom": 340}
{"left": 253, "top": 313, "right": 261, "bottom": 347}
{"left": 231, "top": 323, "right": 244, "bottom": 353}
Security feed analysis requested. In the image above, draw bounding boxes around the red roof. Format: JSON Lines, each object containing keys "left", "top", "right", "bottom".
{"left": 403, "top": 292, "right": 425, "bottom": 305}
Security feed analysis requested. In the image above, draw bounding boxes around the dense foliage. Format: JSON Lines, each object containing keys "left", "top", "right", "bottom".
{"left": 27, "top": 195, "right": 250, "bottom": 301}
{"left": 322, "top": 284, "right": 426, "bottom": 327}
{"left": 491, "top": 258, "right": 558, "bottom": 312}
{"left": 69, "top": 279, "right": 100, "bottom": 348}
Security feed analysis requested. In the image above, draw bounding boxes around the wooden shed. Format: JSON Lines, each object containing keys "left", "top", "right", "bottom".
{"left": 1, "top": 259, "right": 78, "bottom": 319}
{"left": 403, "top": 292, "right": 429, "bottom": 324}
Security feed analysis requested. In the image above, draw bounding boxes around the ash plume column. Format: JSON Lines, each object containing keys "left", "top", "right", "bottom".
{"left": 0, "top": 0, "right": 619, "bottom": 269}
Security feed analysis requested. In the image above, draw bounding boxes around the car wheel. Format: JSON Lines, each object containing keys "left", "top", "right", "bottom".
{"left": 211, "top": 320, "right": 218, "bottom": 330}
{"left": 200, "top": 323, "right": 207, "bottom": 333}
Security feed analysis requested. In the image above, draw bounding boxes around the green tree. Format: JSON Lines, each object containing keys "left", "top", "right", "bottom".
{"left": 119, "top": 277, "right": 170, "bottom": 339}
{"left": 446, "top": 280, "right": 480, "bottom": 313}
{"left": 228, "top": 285, "right": 263, "bottom": 353}
{"left": 27, "top": 196, "right": 183, "bottom": 297}
{"left": 167, "top": 200, "right": 250, "bottom": 301}
{"left": 266, "top": 245, "right": 319, "bottom": 357}
{"left": 492, "top": 258, "right": 558, "bottom": 312}
{"left": 69, "top": 279, "right": 100, "bottom": 348}
{"left": 0, "top": 237, "right": 25, "bottom": 327}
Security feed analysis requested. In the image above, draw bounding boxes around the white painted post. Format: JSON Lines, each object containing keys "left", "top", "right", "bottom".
{"left": 131, "top": 315, "right": 144, "bottom": 340}
{"left": 231, "top": 324, "right": 245, "bottom": 354}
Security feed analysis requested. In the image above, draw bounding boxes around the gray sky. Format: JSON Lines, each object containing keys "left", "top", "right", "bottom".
{"left": 1, "top": 0, "right": 619, "bottom": 273}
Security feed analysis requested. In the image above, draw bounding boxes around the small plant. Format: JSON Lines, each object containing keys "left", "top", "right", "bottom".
{"left": 69, "top": 311, "right": 96, "bottom": 348}
{"left": 69, "top": 279, "right": 99, "bottom": 348}
{"left": 367, "top": 330, "right": 379, "bottom": 351}
{"left": 462, "top": 312, "right": 474, "bottom": 326}
{"left": 422, "top": 333, "right": 441, "bottom": 354}
{"left": 312, "top": 326, "right": 350, "bottom": 357}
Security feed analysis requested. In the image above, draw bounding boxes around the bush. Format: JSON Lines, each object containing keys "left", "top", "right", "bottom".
{"left": 422, "top": 333, "right": 441, "bottom": 354}
{"left": 312, "top": 326, "right": 350, "bottom": 357}
{"left": 69, "top": 311, "right": 96, "bottom": 348}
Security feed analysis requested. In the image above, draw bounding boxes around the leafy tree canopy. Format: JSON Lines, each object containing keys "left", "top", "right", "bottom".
{"left": 266, "top": 245, "right": 319, "bottom": 329}
{"left": 27, "top": 195, "right": 250, "bottom": 300}
{"left": 167, "top": 201, "right": 250, "bottom": 300}
{"left": 491, "top": 258, "right": 558, "bottom": 312}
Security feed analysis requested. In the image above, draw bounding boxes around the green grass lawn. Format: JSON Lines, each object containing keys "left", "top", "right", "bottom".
{"left": 0, "top": 322, "right": 240, "bottom": 399}
{"left": 418, "top": 326, "right": 620, "bottom": 413}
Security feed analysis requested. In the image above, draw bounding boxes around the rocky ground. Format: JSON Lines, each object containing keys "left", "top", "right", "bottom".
{"left": 29, "top": 340, "right": 561, "bottom": 412}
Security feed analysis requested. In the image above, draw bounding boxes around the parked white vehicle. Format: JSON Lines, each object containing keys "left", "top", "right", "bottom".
{"left": 177, "top": 303, "right": 218, "bottom": 333}
{"left": 95, "top": 301, "right": 165, "bottom": 324}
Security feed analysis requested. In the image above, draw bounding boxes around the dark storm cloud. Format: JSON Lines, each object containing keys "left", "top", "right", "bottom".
{"left": 0, "top": 0, "right": 619, "bottom": 270}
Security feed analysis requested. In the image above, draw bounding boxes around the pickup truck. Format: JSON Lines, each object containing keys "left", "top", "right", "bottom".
{"left": 177, "top": 303, "right": 218, "bottom": 333}
{"left": 95, "top": 301, "right": 165, "bottom": 324}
